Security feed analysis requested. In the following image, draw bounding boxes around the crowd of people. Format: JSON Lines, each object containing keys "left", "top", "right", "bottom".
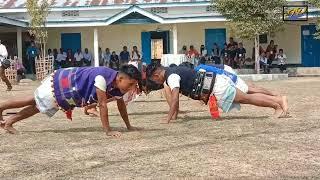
{"left": 258, "top": 40, "right": 287, "bottom": 74}
{"left": 48, "top": 45, "right": 143, "bottom": 71}
{"left": 179, "top": 38, "right": 287, "bottom": 73}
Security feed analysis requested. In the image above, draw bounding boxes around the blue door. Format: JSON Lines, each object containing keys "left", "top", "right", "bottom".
{"left": 205, "top": 29, "right": 226, "bottom": 54}
{"left": 61, "top": 33, "right": 81, "bottom": 54}
{"left": 141, "top": 32, "right": 151, "bottom": 64}
{"left": 301, "top": 25, "right": 320, "bottom": 67}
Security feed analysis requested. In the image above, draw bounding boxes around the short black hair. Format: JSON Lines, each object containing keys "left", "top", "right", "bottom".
{"left": 146, "top": 63, "right": 163, "bottom": 78}
{"left": 119, "top": 64, "right": 141, "bottom": 82}
{"left": 169, "top": 63, "right": 177, "bottom": 67}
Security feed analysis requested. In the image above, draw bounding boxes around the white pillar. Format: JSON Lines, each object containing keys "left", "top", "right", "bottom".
{"left": 93, "top": 27, "right": 99, "bottom": 67}
{"left": 17, "top": 27, "right": 22, "bottom": 59}
{"left": 173, "top": 24, "right": 178, "bottom": 55}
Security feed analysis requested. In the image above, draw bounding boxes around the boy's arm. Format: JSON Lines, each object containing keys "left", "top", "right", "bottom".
{"left": 116, "top": 98, "right": 136, "bottom": 130}
{"left": 96, "top": 88, "right": 121, "bottom": 137}
{"left": 164, "top": 87, "right": 180, "bottom": 124}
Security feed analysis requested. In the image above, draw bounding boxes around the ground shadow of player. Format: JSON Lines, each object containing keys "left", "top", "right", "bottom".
{"left": 23, "top": 126, "right": 164, "bottom": 134}
{"left": 174, "top": 115, "right": 269, "bottom": 123}
{"left": 127, "top": 110, "right": 203, "bottom": 116}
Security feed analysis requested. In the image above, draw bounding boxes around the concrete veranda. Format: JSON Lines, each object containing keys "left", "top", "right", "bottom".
{"left": 0, "top": 77, "right": 320, "bottom": 179}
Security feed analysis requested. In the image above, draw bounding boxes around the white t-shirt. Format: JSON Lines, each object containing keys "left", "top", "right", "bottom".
{"left": 166, "top": 74, "right": 181, "bottom": 90}
{"left": 0, "top": 44, "right": 8, "bottom": 58}
{"left": 56, "top": 53, "right": 67, "bottom": 62}
{"left": 74, "top": 52, "right": 83, "bottom": 62}
{"left": 277, "top": 54, "right": 287, "bottom": 65}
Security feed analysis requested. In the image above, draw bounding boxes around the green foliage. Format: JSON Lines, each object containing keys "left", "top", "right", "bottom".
{"left": 26, "top": 0, "right": 50, "bottom": 57}
{"left": 309, "top": 0, "right": 320, "bottom": 39}
{"left": 215, "top": 0, "right": 286, "bottom": 40}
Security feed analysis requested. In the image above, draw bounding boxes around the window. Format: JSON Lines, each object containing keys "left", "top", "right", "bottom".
{"left": 62, "top": 10, "right": 80, "bottom": 17}
{"left": 150, "top": 7, "right": 168, "bottom": 14}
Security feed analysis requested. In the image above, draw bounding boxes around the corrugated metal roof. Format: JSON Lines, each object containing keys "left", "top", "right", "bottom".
{"left": 0, "top": 0, "right": 209, "bottom": 9}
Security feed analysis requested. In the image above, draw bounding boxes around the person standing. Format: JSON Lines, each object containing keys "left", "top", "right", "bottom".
{"left": 103, "top": 48, "right": 111, "bottom": 67}
{"left": 130, "top": 46, "right": 142, "bottom": 71}
{"left": 0, "top": 40, "right": 12, "bottom": 91}
{"left": 119, "top": 46, "right": 130, "bottom": 66}
{"left": 26, "top": 42, "right": 38, "bottom": 74}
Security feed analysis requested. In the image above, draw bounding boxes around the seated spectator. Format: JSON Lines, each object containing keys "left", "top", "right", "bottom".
{"left": 119, "top": 46, "right": 130, "bottom": 65}
{"left": 47, "top": 48, "right": 53, "bottom": 56}
{"left": 229, "top": 44, "right": 237, "bottom": 68}
{"left": 66, "top": 49, "right": 74, "bottom": 67}
{"left": 187, "top": 45, "right": 199, "bottom": 58}
{"left": 266, "top": 40, "right": 277, "bottom": 64}
{"left": 276, "top": 49, "right": 287, "bottom": 73}
{"left": 236, "top": 42, "right": 246, "bottom": 68}
{"left": 199, "top": 45, "right": 208, "bottom": 64}
{"left": 212, "top": 43, "right": 221, "bottom": 64}
{"left": 83, "top": 48, "right": 93, "bottom": 66}
{"left": 74, "top": 49, "right": 83, "bottom": 67}
{"left": 179, "top": 46, "right": 188, "bottom": 55}
{"left": 56, "top": 48, "right": 67, "bottom": 69}
{"left": 220, "top": 43, "right": 229, "bottom": 65}
{"left": 259, "top": 52, "right": 270, "bottom": 74}
{"left": 103, "top": 48, "right": 111, "bottom": 67}
{"left": 109, "top": 51, "right": 119, "bottom": 70}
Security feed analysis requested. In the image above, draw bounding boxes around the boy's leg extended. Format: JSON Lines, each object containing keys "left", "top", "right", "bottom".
{"left": 233, "top": 88, "right": 288, "bottom": 118}
{"left": 247, "top": 83, "right": 281, "bottom": 97}
{"left": 0, "top": 96, "right": 36, "bottom": 121}
{"left": 3, "top": 105, "right": 39, "bottom": 134}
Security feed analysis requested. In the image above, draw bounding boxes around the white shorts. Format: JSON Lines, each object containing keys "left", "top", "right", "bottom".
{"left": 211, "top": 65, "right": 249, "bottom": 112}
{"left": 34, "top": 76, "right": 59, "bottom": 117}
{"left": 224, "top": 65, "right": 248, "bottom": 93}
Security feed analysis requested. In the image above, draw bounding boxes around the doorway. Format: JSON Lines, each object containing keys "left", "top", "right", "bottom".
{"left": 141, "top": 31, "right": 169, "bottom": 64}
{"left": 301, "top": 25, "right": 320, "bottom": 67}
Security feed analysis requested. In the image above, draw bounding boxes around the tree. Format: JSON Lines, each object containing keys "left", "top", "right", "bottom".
{"left": 309, "top": 0, "right": 320, "bottom": 39}
{"left": 26, "top": 0, "right": 50, "bottom": 59}
{"left": 215, "top": 0, "right": 286, "bottom": 73}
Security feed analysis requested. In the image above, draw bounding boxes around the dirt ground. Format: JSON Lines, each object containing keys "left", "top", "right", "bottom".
{"left": 0, "top": 77, "right": 320, "bottom": 179}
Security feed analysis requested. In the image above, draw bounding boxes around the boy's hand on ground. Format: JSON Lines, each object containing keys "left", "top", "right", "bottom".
{"left": 106, "top": 130, "right": 121, "bottom": 137}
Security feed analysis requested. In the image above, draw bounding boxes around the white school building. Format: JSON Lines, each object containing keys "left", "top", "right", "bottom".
{"left": 0, "top": 0, "right": 319, "bottom": 67}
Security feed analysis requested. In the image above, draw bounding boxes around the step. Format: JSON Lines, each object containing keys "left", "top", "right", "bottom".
{"left": 238, "top": 74, "right": 288, "bottom": 82}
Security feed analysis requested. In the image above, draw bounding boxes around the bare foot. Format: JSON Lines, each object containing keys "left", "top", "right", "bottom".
{"left": 86, "top": 108, "right": 100, "bottom": 117}
{"left": 274, "top": 108, "right": 284, "bottom": 118}
{"left": 0, "top": 120, "right": 5, "bottom": 129}
{"left": 4, "top": 124, "right": 18, "bottom": 134}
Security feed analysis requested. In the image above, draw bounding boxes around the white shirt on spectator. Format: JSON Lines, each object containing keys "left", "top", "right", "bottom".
{"left": 277, "top": 54, "right": 287, "bottom": 65}
{"left": 83, "top": 52, "right": 93, "bottom": 62}
{"left": 0, "top": 43, "right": 8, "bottom": 58}
{"left": 259, "top": 56, "right": 268, "bottom": 65}
{"left": 74, "top": 52, "right": 83, "bottom": 62}
{"left": 56, "top": 52, "right": 67, "bottom": 62}
{"left": 166, "top": 74, "right": 181, "bottom": 90}
{"left": 132, "top": 51, "right": 141, "bottom": 60}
